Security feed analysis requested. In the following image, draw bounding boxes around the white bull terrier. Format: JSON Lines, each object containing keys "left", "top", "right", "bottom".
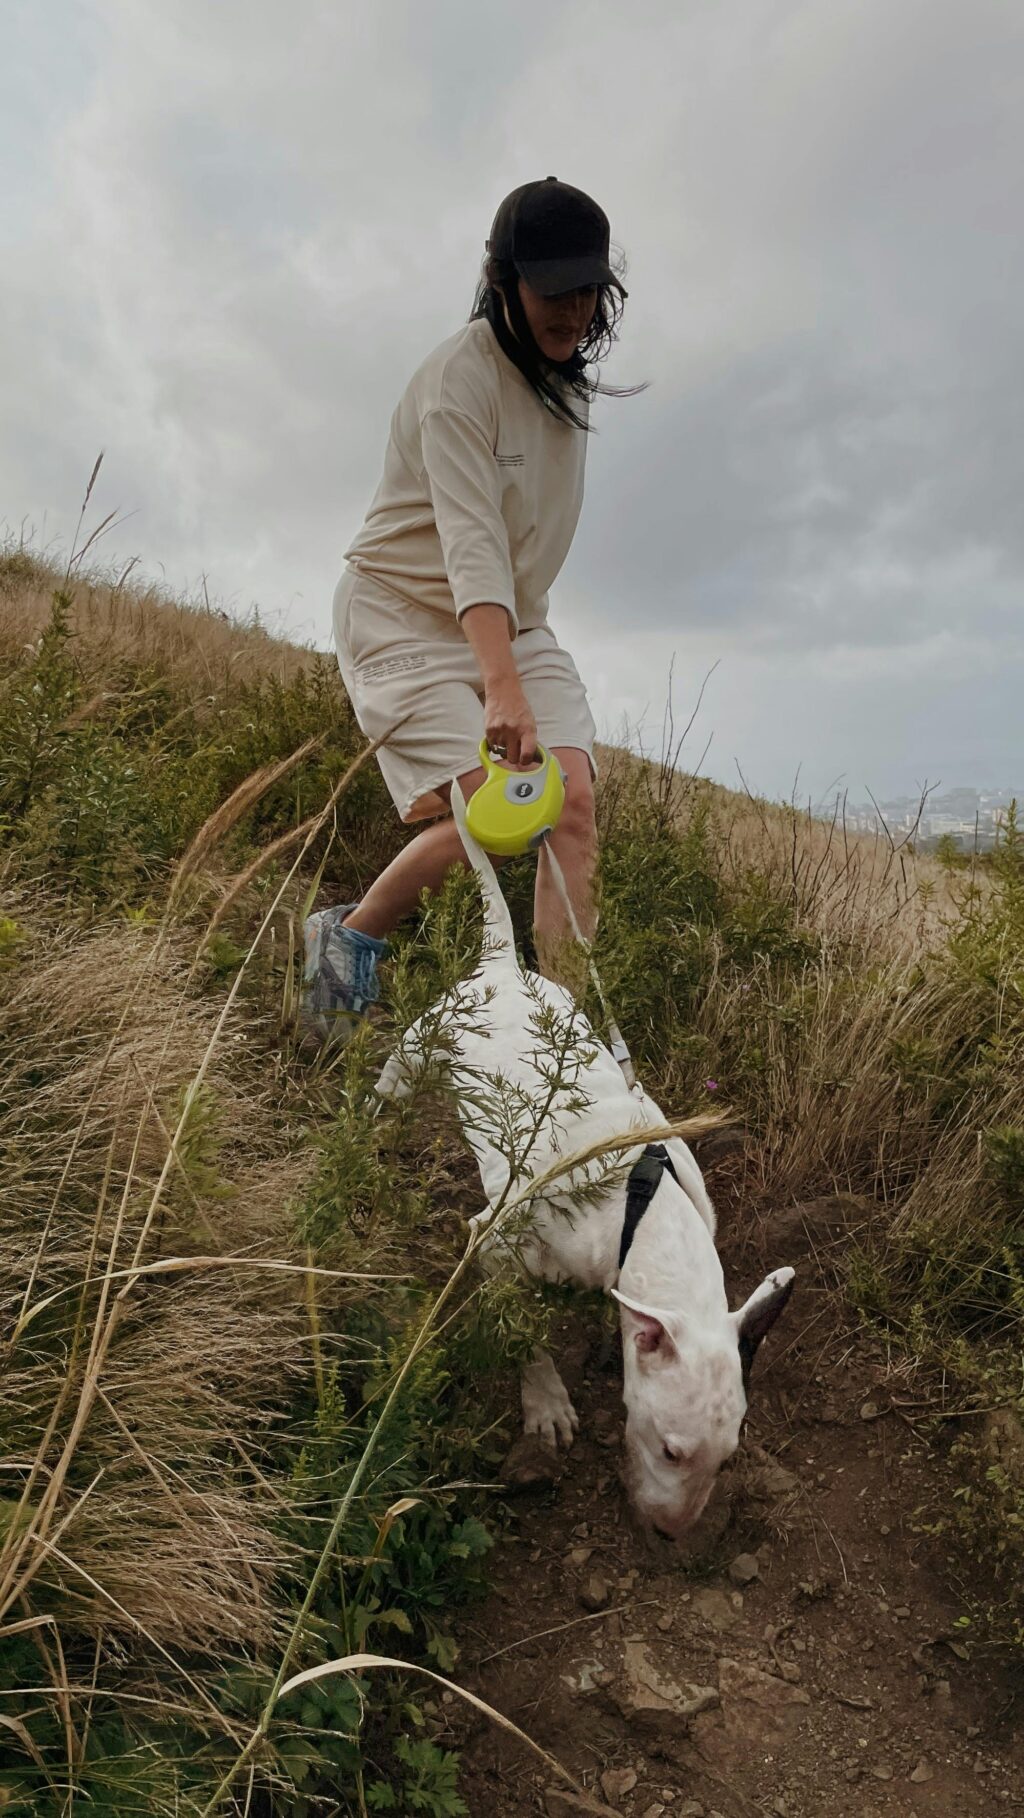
{"left": 375, "top": 788, "right": 794, "bottom": 1539}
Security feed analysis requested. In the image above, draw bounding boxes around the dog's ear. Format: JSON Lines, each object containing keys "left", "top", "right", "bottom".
{"left": 612, "top": 1288, "right": 679, "bottom": 1360}
{"left": 731, "top": 1268, "right": 795, "bottom": 1385}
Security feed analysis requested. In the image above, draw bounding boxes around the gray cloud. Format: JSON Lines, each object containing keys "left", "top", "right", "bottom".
{"left": 1, "top": 0, "right": 1020, "bottom": 799}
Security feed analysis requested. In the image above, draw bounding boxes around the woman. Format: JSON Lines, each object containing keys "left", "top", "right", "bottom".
{"left": 303, "top": 176, "right": 637, "bottom": 1041}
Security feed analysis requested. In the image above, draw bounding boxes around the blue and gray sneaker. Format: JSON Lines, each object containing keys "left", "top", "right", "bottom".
{"left": 299, "top": 903, "right": 389, "bottom": 1044}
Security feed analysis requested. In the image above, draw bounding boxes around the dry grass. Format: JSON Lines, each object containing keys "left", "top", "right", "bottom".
{"left": 688, "top": 942, "right": 965, "bottom": 1202}
{"left": 710, "top": 787, "right": 969, "bottom": 954}
{"left": 0, "top": 547, "right": 317, "bottom": 703}
{"left": 0, "top": 896, "right": 318, "bottom": 1656}
{"left": 168, "top": 733, "right": 324, "bottom": 909}
{"left": 597, "top": 739, "right": 973, "bottom": 960}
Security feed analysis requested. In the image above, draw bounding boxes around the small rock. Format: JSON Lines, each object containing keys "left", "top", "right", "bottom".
{"left": 500, "top": 1434, "right": 564, "bottom": 1488}
{"left": 844, "top": 1765, "right": 862, "bottom": 1784}
{"left": 580, "top": 1573, "right": 611, "bottom": 1612}
{"left": 569, "top": 1546, "right": 593, "bottom": 1567}
{"left": 612, "top": 1641, "right": 719, "bottom": 1733}
{"left": 728, "top": 1552, "right": 761, "bottom": 1586}
{"left": 562, "top": 1659, "right": 609, "bottom": 1696}
{"left": 656, "top": 1611, "right": 674, "bottom": 1632}
{"left": 778, "top": 1660, "right": 802, "bottom": 1683}
{"left": 894, "top": 1605, "right": 911, "bottom": 1620}
{"left": 860, "top": 1400, "right": 881, "bottom": 1421}
{"left": 593, "top": 1417, "right": 620, "bottom": 1450}
{"left": 677, "top": 1805, "right": 704, "bottom": 1817}
{"left": 870, "top": 1762, "right": 894, "bottom": 1781}
{"left": 600, "top": 1767, "right": 638, "bottom": 1804}
{"left": 909, "top": 1759, "right": 934, "bottom": 1784}
{"left": 744, "top": 1444, "right": 800, "bottom": 1501}
{"left": 765, "top": 1464, "right": 800, "bottom": 1499}
{"left": 690, "top": 1586, "right": 742, "bottom": 1632}
{"left": 640, "top": 1807, "right": 665, "bottom": 1818}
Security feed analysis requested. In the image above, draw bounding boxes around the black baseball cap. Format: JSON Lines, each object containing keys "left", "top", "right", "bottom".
{"left": 487, "top": 176, "right": 627, "bottom": 298}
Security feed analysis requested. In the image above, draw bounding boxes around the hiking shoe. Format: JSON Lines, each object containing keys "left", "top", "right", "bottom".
{"left": 299, "top": 903, "right": 388, "bottom": 1044}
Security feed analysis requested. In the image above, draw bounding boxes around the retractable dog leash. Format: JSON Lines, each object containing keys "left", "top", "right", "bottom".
{"left": 464, "top": 738, "right": 566, "bottom": 856}
{"left": 465, "top": 741, "right": 637, "bottom": 1090}
{"left": 539, "top": 839, "right": 637, "bottom": 1089}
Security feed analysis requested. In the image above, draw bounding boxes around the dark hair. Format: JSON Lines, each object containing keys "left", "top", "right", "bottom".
{"left": 470, "top": 249, "right": 646, "bottom": 432}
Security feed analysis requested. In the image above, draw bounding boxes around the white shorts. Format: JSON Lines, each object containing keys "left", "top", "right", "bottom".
{"left": 333, "top": 569, "right": 597, "bottom": 823}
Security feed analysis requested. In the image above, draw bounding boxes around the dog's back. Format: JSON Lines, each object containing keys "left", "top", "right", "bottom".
{"left": 377, "top": 785, "right": 652, "bottom": 1211}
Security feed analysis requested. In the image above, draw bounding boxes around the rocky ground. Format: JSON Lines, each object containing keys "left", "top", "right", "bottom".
{"left": 442, "top": 1171, "right": 1024, "bottom": 1816}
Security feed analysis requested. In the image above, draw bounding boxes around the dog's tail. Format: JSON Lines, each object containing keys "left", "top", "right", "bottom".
{"left": 450, "top": 779, "right": 515, "bottom": 954}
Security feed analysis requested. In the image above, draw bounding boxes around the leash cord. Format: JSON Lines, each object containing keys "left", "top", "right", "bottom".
{"left": 538, "top": 836, "right": 637, "bottom": 1090}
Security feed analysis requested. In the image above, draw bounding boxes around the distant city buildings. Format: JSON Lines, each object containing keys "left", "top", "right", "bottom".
{"left": 839, "top": 786, "right": 1020, "bottom": 852}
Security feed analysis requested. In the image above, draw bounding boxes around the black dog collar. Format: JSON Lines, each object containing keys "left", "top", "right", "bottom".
{"left": 618, "top": 1143, "right": 679, "bottom": 1270}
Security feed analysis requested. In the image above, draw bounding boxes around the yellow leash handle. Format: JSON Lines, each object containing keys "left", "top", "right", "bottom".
{"left": 464, "top": 739, "right": 567, "bottom": 858}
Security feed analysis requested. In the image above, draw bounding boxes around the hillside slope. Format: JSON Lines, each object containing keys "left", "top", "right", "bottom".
{"left": 1, "top": 547, "right": 1021, "bottom": 1816}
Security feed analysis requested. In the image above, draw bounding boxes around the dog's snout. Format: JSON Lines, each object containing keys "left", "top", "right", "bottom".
{"left": 635, "top": 1472, "right": 718, "bottom": 1543}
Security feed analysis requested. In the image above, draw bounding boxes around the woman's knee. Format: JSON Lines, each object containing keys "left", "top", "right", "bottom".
{"left": 551, "top": 749, "right": 596, "bottom": 846}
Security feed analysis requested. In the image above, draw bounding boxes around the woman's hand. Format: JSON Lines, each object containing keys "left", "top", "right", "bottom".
{"left": 484, "top": 677, "right": 538, "bottom": 767}
{"left": 459, "top": 603, "right": 539, "bottom": 767}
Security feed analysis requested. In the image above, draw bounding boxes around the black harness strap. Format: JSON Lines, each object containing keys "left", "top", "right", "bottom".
{"left": 618, "top": 1143, "right": 679, "bottom": 1270}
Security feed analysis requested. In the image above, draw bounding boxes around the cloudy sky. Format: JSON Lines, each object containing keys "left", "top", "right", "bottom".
{"left": 3, "top": 0, "right": 1021, "bottom": 805}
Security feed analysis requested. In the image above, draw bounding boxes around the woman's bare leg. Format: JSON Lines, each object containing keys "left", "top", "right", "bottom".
{"left": 342, "top": 768, "right": 486, "bottom": 940}
{"left": 343, "top": 749, "right": 598, "bottom": 972}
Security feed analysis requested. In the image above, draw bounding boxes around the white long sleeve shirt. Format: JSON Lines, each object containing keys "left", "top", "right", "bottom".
{"left": 343, "top": 317, "right": 588, "bottom": 637}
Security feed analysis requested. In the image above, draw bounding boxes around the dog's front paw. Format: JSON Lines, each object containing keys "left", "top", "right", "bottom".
{"left": 522, "top": 1377, "right": 579, "bottom": 1450}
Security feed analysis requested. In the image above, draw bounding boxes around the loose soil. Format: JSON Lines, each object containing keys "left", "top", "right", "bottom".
{"left": 442, "top": 1164, "right": 1024, "bottom": 1817}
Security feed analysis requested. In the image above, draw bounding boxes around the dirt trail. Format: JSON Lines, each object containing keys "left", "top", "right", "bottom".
{"left": 445, "top": 1173, "right": 1023, "bottom": 1816}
